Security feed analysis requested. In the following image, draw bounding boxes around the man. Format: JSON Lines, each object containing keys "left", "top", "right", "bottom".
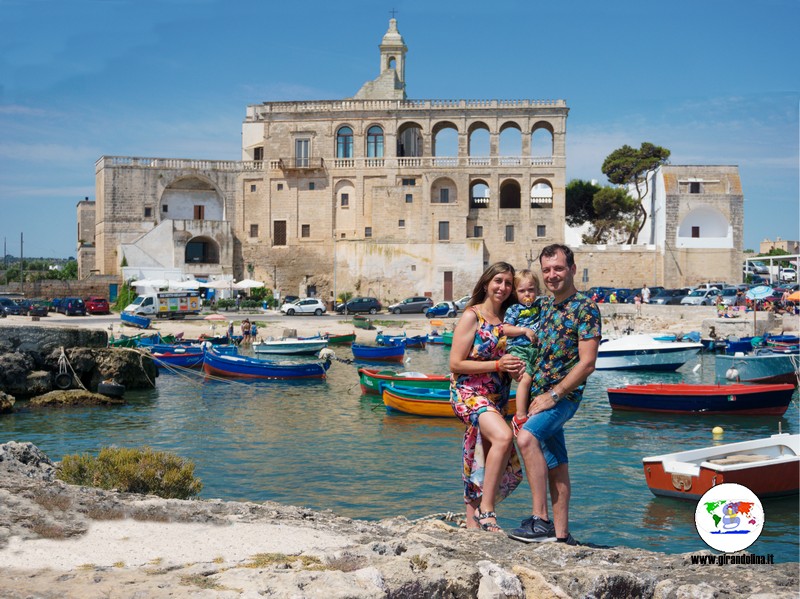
{"left": 641, "top": 284, "right": 650, "bottom": 304}
{"left": 509, "top": 244, "right": 601, "bottom": 545}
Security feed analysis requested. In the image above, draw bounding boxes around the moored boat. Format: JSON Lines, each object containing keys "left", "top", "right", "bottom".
{"left": 607, "top": 382, "right": 795, "bottom": 415}
{"left": 252, "top": 338, "right": 328, "bottom": 355}
{"left": 382, "top": 385, "right": 517, "bottom": 417}
{"left": 202, "top": 347, "right": 331, "bottom": 379}
{"left": 353, "top": 315, "right": 374, "bottom": 330}
{"left": 716, "top": 349, "right": 799, "bottom": 386}
{"left": 151, "top": 347, "right": 205, "bottom": 369}
{"left": 426, "top": 330, "right": 454, "bottom": 346}
{"left": 120, "top": 312, "right": 151, "bottom": 329}
{"left": 596, "top": 334, "right": 702, "bottom": 371}
{"left": 326, "top": 332, "right": 356, "bottom": 345}
{"left": 358, "top": 367, "right": 449, "bottom": 395}
{"left": 376, "top": 332, "right": 427, "bottom": 349}
{"left": 642, "top": 433, "right": 800, "bottom": 500}
{"left": 351, "top": 342, "right": 405, "bottom": 363}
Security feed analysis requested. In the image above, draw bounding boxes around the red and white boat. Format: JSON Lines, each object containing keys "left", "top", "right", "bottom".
{"left": 607, "top": 382, "right": 796, "bottom": 415}
{"left": 642, "top": 433, "right": 800, "bottom": 500}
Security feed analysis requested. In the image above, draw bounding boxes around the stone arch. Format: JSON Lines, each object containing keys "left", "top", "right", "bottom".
{"left": 468, "top": 122, "right": 491, "bottom": 157}
{"left": 500, "top": 179, "right": 521, "bottom": 209}
{"left": 470, "top": 179, "right": 490, "bottom": 209}
{"left": 531, "top": 121, "right": 554, "bottom": 158}
{"left": 432, "top": 121, "right": 459, "bottom": 157}
{"left": 431, "top": 176, "right": 457, "bottom": 204}
{"left": 677, "top": 206, "right": 732, "bottom": 248}
{"left": 530, "top": 179, "right": 553, "bottom": 208}
{"left": 397, "top": 121, "right": 424, "bottom": 157}
{"left": 336, "top": 125, "right": 354, "bottom": 158}
{"left": 185, "top": 236, "right": 220, "bottom": 264}
{"left": 334, "top": 179, "right": 355, "bottom": 208}
{"left": 499, "top": 121, "right": 522, "bottom": 164}
{"left": 160, "top": 176, "right": 224, "bottom": 221}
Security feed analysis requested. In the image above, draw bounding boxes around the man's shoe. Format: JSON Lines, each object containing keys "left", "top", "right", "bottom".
{"left": 507, "top": 515, "right": 556, "bottom": 543}
{"left": 556, "top": 533, "right": 580, "bottom": 546}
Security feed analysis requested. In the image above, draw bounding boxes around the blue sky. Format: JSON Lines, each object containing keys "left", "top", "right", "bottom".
{"left": 1, "top": 0, "right": 797, "bottom": 258}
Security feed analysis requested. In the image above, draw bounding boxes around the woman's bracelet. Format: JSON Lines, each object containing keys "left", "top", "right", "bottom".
{"left": 495, "top": 360, "right": 500, "bottom": 372}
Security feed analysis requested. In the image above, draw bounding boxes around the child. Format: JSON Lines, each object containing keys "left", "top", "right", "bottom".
{"left": 503, "top": 269, "right": 541, "bottom": 434}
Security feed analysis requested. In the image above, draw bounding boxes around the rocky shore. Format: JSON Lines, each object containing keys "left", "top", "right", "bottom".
{"left": 0, "top": 442, "right": 797, "bottom": 598}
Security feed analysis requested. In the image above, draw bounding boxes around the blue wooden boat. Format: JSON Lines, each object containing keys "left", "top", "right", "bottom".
{"left": 202, "top": 346, "right": 331, "bottom": 379}
{"left": 376, "top": 332, "right": 427, "bottom": 349}
{"left": 607, "top": 382, "right": 796, "bottom": 415}
{"left": 120, "top": 311, "right": 151, "bottom": 329}
{"left": 351, "top": 342, "right": 405, "bottom": 363}
{"left": 151, "top": 347, "right": 205, "bottom": 369}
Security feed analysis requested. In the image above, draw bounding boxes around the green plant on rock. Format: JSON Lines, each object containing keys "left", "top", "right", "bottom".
{"left": 58, "top": 446, "right": 203, "bottom": 499}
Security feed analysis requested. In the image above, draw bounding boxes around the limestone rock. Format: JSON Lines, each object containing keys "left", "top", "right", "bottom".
{"left": 0, "top": 392, "right": 13, "bottom": 413}
{"left": 0, "top": 352, "right": 35, "bottom": 395}
{"left": 29, "top": 389, "right": 125, "bottom": 407}
{"left": 0, "top": 442, "right": 56, "bottom": 480}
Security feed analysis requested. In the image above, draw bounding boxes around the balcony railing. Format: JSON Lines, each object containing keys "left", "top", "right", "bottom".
{"left": 327, "top": 156, "right": 559, "bottom": 169}
{"left": 278, "top": 157, "right": 325, "bottom": 171}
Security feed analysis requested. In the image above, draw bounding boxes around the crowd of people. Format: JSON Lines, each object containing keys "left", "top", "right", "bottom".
{"left": 449, "top": 244, "right": 601, "bottom": 545}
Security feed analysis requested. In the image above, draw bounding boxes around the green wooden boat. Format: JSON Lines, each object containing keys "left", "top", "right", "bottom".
{"left": 326, "top": 331, "right": 356, "bottom": 345}
{"left": 358, "top": 367, "right": 450, "bottom": 395}
{"left": 353, "top": 315, "right": 374, "bottom": 330}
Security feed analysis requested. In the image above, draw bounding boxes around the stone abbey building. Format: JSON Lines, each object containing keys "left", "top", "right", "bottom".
{"left": 79, "top": 18, "right": 742, "bottom": 300}
{"left": 80, "top": 19, "right": 568, "bottom": 302}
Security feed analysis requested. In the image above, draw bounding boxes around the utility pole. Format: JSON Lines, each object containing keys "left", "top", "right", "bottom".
{"left": 20, "top": 232, "right": 24, "bottom": 294}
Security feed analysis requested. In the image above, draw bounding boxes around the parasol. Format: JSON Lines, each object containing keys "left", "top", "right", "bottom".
{"left": 233, "top": 279, "right": 265, "bottom": 290}
{"left": 204, "top": 314, "right": 227, "bottom": 321}
{"left": 787, "top": 290, "right": 800, "bottom": 303}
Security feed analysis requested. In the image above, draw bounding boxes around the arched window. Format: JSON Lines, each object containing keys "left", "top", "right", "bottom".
{"left": 185, "top": 236, "right": 220, "bottom": 264}
{"left": 470, "top": 180, "right": 490, "bottom": 209}
{"left": 336, "top": 126, "right": 353, "bottom": 158}
{"left": 367, "top": 126, "right": 384, "bottom": 158}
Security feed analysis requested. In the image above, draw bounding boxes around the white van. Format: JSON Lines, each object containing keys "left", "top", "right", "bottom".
{"left": 124, "top": 291, "right": 201, "bottom": 318}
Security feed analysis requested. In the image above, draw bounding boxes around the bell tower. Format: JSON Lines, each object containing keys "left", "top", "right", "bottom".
{"left": 379, "top": 18, "right": 407, "bottom": 89}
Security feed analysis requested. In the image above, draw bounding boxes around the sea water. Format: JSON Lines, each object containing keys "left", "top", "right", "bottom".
{"left": 1, "top": 346, "right": 797, "bottom": 562}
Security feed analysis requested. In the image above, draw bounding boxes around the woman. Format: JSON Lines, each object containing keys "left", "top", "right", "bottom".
{"left": 450, "top": 262, "right": 526, "bottom": 532}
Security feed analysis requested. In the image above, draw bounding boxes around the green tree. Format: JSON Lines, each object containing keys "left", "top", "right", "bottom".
{"left": 601, "top": 142, "right": 670, "bottom": 243}
{"left": 582, "top": 187, "right": 639, "bottom": 244}
{"left": 565, "top": 179, "right": 601, "bottom": 226}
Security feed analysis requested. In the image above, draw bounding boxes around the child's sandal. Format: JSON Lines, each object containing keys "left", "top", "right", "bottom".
{"left": 474, "top": 510, "right": 502, "bottom": 532}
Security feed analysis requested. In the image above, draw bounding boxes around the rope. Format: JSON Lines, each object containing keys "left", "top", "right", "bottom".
{"left": 57, "top": 347, "right": 89, "bottom": 391}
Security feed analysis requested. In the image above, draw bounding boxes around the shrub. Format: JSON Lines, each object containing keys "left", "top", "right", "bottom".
{"left": 58, "top": 446, "right": 202, "bottom": 499}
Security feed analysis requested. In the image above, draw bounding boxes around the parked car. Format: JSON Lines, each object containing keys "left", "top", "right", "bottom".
{"left": 680, "top": 288, "right": 721, "bottom": 306}
{"left": 17, "top": 299, "right": 49, "bottom": 316}
{"left": 49, "top": 297, "right": 62, "bottom": 312}
{"left": 387, "top": 296, "right": 433, "bottom": 314}
{"left": 610, "top": 288, "right": 634, "bottom": 303}
{"left": 61, "top": 297, "right": 87, "bottom": 316}
{"left": 425, "top": 301, "right": 458, "bottom": 318}
{"left": 623, "top": 286, "right": 665, "bottom": 303}
{"left": 280, "top": 297, "right": 327, "bottom": 316}
{"left": 780, "top": 267, "right": 797, "bottom": 282}
{"left": 585, "top": 287, "right": 615, "bottom": 303}
{"left": 335, "top": 297, "right": 382, "bottom": 314}
{"left": 0, "top": 297, "right": 24, "bottom": 316}
{"left": 650, "top": 288, "right": 692, "bottom": 305}
{"left": 454, "top": 295, "right": 472, "bottom": 310}
{"left": 85, "top": 296, "right": 111, "bottom": 314}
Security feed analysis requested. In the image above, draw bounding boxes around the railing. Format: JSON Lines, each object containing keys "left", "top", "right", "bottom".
{"left": 247, "top": 98, "right": 567, "bottom": 119}
{"left": 278, "top": 157, "right": 325, "bottom": 170}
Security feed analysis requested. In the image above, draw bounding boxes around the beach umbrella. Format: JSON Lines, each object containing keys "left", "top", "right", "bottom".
{"left": 204, "top": 314, "right": 227, "bottom": 321}
{"left": 787, "top": 290, "right": 800, "bottom": 303}
{"left": 170, "top": 279, "right": 201, "bottom": 290}
{"left": 745, "top": 285, "right": 772, "bottom": 301}
{"left": 203, "top": 280, "right": 235, "bottom": 289}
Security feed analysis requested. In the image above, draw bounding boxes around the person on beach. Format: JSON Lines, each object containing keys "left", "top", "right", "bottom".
{"left": 641, "top": 284, "right": 650, "bottom": 304}
{"left": 227, "top": 321, "right": 234, "bottom": 340}
{"left": 250, "top": 321, "right": 258, "bottom": 342}
{"left": 634, "top": 294, "right": 642, "bottom": 316}
{"left": 449, "top": 262, "right": 528, "bottom": 532}
{"left": 241, "top": 318, "right": 251, "bottom": 344}
{"left": 503, "top": 269, "right": 542, "bottom": 430}
{"left": 508, "top": 244, "right": 601, "bottom": 546}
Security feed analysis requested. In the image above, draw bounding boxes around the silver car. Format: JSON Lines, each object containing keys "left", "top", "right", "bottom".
{"left": 680, "top": 288, "right": 721, "bottom": 306}
{"left": 280, "top": 298, "right": 327, "bottom": 316}
{"left": 387, "top": 296, "right": 433, "bottom": 314}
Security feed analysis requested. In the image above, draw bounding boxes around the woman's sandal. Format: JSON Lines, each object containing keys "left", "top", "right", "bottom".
{"left": 474, "top": 510, "right": 502, "bottom": 532}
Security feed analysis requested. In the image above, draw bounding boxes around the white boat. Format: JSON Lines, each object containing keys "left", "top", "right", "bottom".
{"left": 716, "top": 349, "right": 799, "bottom": 386}
{"left": 251, "top": 338, "right": 328, "bottom": 355}
{"left": 596, "top": 334, "right": 703, "bottom": 371}
{"left": 642, "top": 433, "right": 800, "bottom": 500}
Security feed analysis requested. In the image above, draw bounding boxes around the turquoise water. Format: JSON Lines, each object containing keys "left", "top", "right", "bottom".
{"left": 1, "top": 346, "right": 797, "bottom": 562}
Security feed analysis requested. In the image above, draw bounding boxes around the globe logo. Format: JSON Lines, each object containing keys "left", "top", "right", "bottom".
{"left": 694, "top": 483, "right": 764, "bottom": 552}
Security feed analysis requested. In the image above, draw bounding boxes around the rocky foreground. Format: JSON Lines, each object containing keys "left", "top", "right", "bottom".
{"left": 0, "top": 443, "right": 796, "bottom": 598}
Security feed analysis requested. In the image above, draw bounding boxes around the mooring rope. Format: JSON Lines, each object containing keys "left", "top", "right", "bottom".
{"left": 408, "top": 511, "right": 467, "bottom": 527}
{"left": 58, "top": 347, "right": 89, "bottom": 391}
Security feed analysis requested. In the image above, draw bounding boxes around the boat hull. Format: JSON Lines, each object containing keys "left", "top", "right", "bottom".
{"left": 607, "top": 383, "right": 795, "bottom": 415}
{"left": 716, "top": 352, "right": 799, "bottom": 386}
{"left": 382, "top": 385, "right": 517, "bottom": 418}
{"left": 642, "top": 434, "right": 800, "bottom": 500}
{"left": 596, "top": 345, "right": 702, "bottom": 371}
{"left": 358, "top": 367, "right": 449, "bottom": 395}
{"left": 351, "top": 343, "right": 405, "bottom": 363}
{"left": 252, "top": 339, "right": 328, "bottom": 355}
{"left": 152, "top": 351, "right": 205, "bottom": 369}
{"left": 120, "top": 312, "right": 151, "bottom": 329}
{"left": 202, "top": 349, "right": 330, "bottom": 379}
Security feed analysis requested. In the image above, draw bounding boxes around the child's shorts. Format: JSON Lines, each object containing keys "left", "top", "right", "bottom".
{"left": 507, "top": 344, "right": 537, "bottom": 376}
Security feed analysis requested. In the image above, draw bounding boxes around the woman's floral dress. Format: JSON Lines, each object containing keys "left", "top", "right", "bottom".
{"left": 450, "top": 308, "right": 523, "bottom": 505}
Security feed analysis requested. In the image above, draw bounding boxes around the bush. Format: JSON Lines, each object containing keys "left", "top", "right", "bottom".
{"left": 58, "top": 446, "right": 203, "bottom": 499}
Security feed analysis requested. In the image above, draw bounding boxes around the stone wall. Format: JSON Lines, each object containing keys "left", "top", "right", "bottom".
{"left": 0, "top": 274, "right": 120, "bottom": 301}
